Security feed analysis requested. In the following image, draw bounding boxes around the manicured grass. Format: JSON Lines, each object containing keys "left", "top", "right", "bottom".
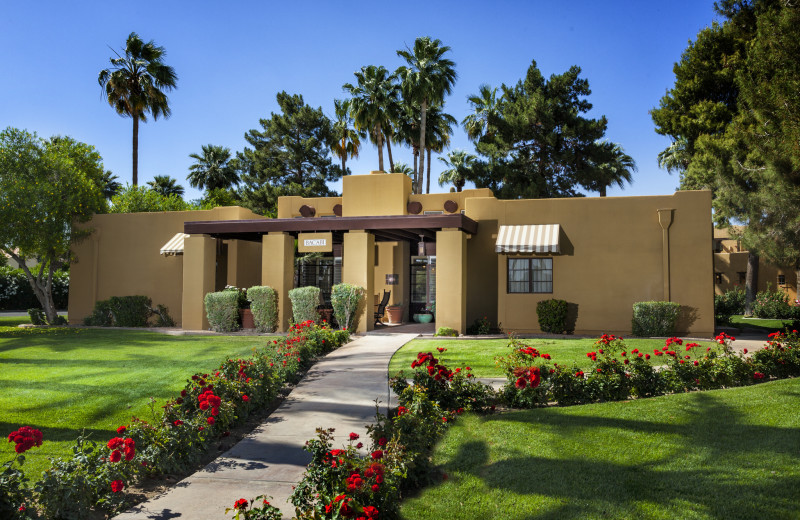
{"left": 389, "top": 338, "right": 717, "bottom": 378}
{"left": 0, "top": 315, "right": 30, "bottom": 329}
{"left": 729, "top": 315, "right": 797, "bottom": 333}
{"left": 0, "top": 328, "right": 273, "bottom": 477}
{"left": 400, "top": 378, "right": 800, "bottom": 520}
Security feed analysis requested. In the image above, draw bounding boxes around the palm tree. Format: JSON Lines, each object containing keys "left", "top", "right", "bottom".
{"left": 100, "top": 170, "right": 122, "bottom": 200}
{"left": 147, "top": 175, "right": 184, "bottom": 197}
{"left": 187, "top": 144, "right": 239, "bottom": 191}
{"left": 424, "top": 106, "right": 457, "bottom": 193}
{"left": 391, "top": 161, "right": 414, "bottom": 175}
{"left": 330, "top": 99, "right": 363, "bottom": 175}
{"left": 586, "top": 141, "right": 637, "bottom": 197}
{"left": 462, "top": 84, "right": 500, "bottom": 141}
{"left": 657, "top": 136, "right": 690, "bottom": 174}
{"left": 396, "top": 37, "right": 457, "bottom": 194}
{"left": 438, "top": 150, "right": 477, "bottom": 192}
{"left": 98, "top": 32, "right": 177, "bottom": 186}
{"left": 343, "top": 65, "right": 400, "bottom": 172}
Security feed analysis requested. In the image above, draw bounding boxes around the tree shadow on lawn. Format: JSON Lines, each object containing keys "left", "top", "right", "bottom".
{"left": 439, "top": 391, "right": 800, "bottom": 519}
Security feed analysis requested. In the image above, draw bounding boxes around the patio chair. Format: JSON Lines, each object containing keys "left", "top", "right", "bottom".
{"left": 374, "top": 290, "right": 391, "bottom": 325}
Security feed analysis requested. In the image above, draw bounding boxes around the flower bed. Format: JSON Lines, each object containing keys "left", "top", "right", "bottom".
{"left": 1, "top": 321, "right": 348, "bottom": 519}
{"left": 498, "top": 330, "right": 800, "bottom": 407}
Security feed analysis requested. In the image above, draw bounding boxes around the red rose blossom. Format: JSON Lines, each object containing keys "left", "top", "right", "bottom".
{"left": 109, "top": 450, "right": 122, "bottom": 462}
{"left": 111, "top": 480, "right": 124, "bottom": 493}
{"left": 349, "top": 432, "right": 360, "bottom": 441}
{"left": 234, "top": 498, "right": 248, "bottom": 509}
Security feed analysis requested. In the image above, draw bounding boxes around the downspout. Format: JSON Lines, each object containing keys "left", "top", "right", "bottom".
{"left": 658, "top": 209, "right": 674, "bottom": 301}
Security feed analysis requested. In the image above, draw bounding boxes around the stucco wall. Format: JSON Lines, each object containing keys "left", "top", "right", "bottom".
{"left": 69, "top": 206, "right": 263, "bottom": 326}
{"left": 714, "top": 252, "right": 798, "bottom": 301}
{"left": 464, "top": 191, "right": 714, "bottom": 336}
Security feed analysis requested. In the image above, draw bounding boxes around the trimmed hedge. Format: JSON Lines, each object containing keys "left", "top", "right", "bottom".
{"left": 288, "top": 286, "right": 321, "bottom": 324}
{"left": 84, "top": 296, "right": 174, "bottom": 327}
{"left": 330, "top": 283, "right": 364, "bottom": 332}
{"left": 537, "top": 299, "right": 569, "bottom": 334}
{"left": 631, "top": 301, "right": 680, "bottom": 337}
{"left": 715, "top": 288, "right": 746, "bottom": 324}
{"left": 0, "top": 266, "right": 69, "bottom": 310}
{"left": 247, "top": 286, "right": 278, "bottom": 332}
{"left": 204, "top": 291, "right": 239, "bottom": 332}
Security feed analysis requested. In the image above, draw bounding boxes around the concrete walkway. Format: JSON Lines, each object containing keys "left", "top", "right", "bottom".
{"left": 115, "top": 333, "right": 418, "bottom": 520}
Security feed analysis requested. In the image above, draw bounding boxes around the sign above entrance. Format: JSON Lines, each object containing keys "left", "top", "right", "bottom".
{"left": 298, "top": 232, "right": 333, "bottom": 253}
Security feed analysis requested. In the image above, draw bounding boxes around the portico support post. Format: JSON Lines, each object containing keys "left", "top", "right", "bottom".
{"left": 262, "top": 232, "right": 295, "bottom": 332}
{"left": 182, "top": 234, "right": 216, "bottom": 330}
{"left": 343, "top": 230, "right": 375, "bottom": 333}
{"left": 436, "top": 228, "right": 467, "bottom": 334}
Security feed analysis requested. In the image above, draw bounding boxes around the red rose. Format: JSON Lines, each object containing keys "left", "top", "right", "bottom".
{"left": 363, "top": 505, "right": 380, "bottom": 518}
{"left": 378, "top": 437, "right": 386, "bottom": 446}
{"left": 356, "top": 442, "right": 363, "bottom": 449}
{"left": 242, "top": 395, "right": 249, "bottom": 402}
{"left": 116, "top": 425, "right": 126, "bottom": 434}
{"left": 349, "top": 432, "right": 360, "bottom": 441}
{"left": 111, "top": 480, "right": 124, "bottom": 493}
{"left": 173, "top": 419, "right": 184, "bottom": 426}
{"left": 107, "top": 437, "right": 124, "bottom": 450}
{"left": 371, "top": 450, "right": 383, "bottom": 460}
{"left": 234, "top": 498, "right": 248, "bottom": 509}
{"left": 207, "top": 416, "right": 215, "bottom": 425}
{"left": 109, "top": 450, "right": 122, "bottom": 462}
{"left": 372, "top": 484, "right": 380, "bottom": 492}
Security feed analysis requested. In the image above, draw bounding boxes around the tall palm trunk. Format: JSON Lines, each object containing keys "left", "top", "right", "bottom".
{"left": 418, "top": 100, "right": 428, "bottom": 194}
{"left": 386, "top": 134, "right": 395, "bottom": 172}
{"left": 132, "top": 114, "right": 139, "bottom": 186}
{"left": 341, "top": 152, "right": 346, "bottom": 175}
{"left": 375, "top": 124, "right": 384, "bottom": 171}
{"left": 744, "top": 252, "right": 759, "bottom": 316}
{"left": 426, "top": 148, "right": 432, "bottom": 194}
{"left": 413, "top": 146, "right": 419, "bottom": 184}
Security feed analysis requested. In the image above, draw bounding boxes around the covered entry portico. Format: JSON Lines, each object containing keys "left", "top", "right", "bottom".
{"left": 182, "top": 214, "right": 478, "bottom": 333}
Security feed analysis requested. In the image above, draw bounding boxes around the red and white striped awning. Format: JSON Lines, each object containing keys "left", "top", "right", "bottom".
{"left": 495, "top": 224, "right": 561, "bottom": 254}
{"left": 160, "top": 233, "right": 188, "bottom": 256}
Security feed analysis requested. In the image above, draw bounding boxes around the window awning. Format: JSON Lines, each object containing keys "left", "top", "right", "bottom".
{"left": 495, "top": 224, "right": 560, "bottom": 254}
{"left": 160, "top": 233, "right": 188, "bottom": 256}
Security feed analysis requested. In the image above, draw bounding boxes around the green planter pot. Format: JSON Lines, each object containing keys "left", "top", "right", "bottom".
{"left": 413, "top": 313, "right": 433, "bottom": 324}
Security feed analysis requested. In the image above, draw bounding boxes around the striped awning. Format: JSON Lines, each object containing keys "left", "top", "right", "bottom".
{"left": 160, "top": 233, "right": 188, "bottom": 256}
{"left": 495, "top": 224, "right": 561, "bottom": 254}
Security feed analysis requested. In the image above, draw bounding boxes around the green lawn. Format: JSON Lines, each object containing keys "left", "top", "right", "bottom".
{"left": 728, "top": 315, "right": 797, "bottom": 333}
{"left": 0, "top": 315, "right": 31, "bottom": 329}
{"left": 400, "top": 378, "right": 800, "bottom": 520}
{"left": 389, "top": 338, "right": 717, "bottom": 378}
{"left": 0, "top": 328, "right": 272, "bottom": 477}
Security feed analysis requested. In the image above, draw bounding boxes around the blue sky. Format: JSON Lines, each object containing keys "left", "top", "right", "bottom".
{"left": 1, "top": 1, "right": 719, "bottom": 202}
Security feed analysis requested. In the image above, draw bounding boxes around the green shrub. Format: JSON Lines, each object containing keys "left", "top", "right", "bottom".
{"left": 224, "top": 285, "right": 249, "bottom": 309}
{"left": 715, "top": 288, "right": 746, "bottom": 324}
{"left": 753, "top": 286, "right": 792, "bottom": 319}
{"left": 288, "top": 286, "right": 321, "bottom": 324}
{"left": 330, "top": 283, "right": 364, "bottom": 331}
{"left": 247, "top": 286, "right": 278, "bottom": 332}
{"left": 204, "top": 291, "right": 239, "bottom": 332}
{"left": 27, "top": 308, "right": 45, "bottom": 325}
{"left": 466, "top": 316, "right": 492, "bottom": 335}
{"left": 434, "top": 326, "right": 458, "bottom": 337}
{"left": 84, "top": 299, "right": 114, "bottom": 326}
{"left": 631, "top": 301, "right": 680, "bottom": 337}
{"left": 108, "top": 296, "right": 152, "bottom": 327}
{"left": 151, "top": 304, "right": 175, "bottom": 327}
{"left": 536, "top": 299, "right": 569, "bottom": 334}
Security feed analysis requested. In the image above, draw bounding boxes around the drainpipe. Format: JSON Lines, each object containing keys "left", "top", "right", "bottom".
{"left": 658, "top": 209, "right": 674, "bottom": 301}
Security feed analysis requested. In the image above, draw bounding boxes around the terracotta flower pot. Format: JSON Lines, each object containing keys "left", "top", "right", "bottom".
{"left": 239, "top": 308, "right": 255, "bottom": 329}
{"left": 386, "top": 306, "right": 403, "bottom": 324}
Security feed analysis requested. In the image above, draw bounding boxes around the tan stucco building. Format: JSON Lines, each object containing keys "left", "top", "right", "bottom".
{"left": 69, "top": 172, "right": 715, "bottom": 336}
{"left": 713, "top": 227, "right": 799, "bottom": 301}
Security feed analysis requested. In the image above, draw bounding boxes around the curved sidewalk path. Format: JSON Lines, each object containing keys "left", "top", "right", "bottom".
{"left": 115, "top": 332, "right": 419, "bottom": 520}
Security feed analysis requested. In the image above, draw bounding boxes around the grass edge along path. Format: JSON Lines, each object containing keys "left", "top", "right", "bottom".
{"left": 399, "top": 377, "right": 800, "bottom": 520}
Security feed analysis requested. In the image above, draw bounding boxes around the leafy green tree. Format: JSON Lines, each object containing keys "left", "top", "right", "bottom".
{"left": 330, "top": 99, "right": 363, "bottom": 175}
{"left": 187, "top": 144, "right": 239, "bottom": 191}
{"left": 438, "top": 149, "right": 477, "bottom": 192}
{"left": 110, "top": 185, "right": 195, "bottom": 213}
{"left": 197, "top": 187, "right": 241, "bottom": 210}
{"left": 238, "top": 91, "right": 341, "bottom": 217}
{"left": 98, "top": 32, "right": 178, "bottom": 186}
{"left": 147, "top": 175, "right": 184, "bottom": 197}
{"left": 0, "top": 128, "right": 106, "bottom": 323}
{"left": 343, "top": 65, "right": 400, "bottom": 173}
{"left": 397, "top": 37, "right": 457, "bottom": 194}
{"left": 579, "top": 141, "right": 637, "bottom": 197}
{"left": 471, "top": 60, "right": 608, "bottom": 199}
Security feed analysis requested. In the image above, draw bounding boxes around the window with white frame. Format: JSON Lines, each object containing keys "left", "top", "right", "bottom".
{"left": 507, "top": 257, "right": 553, "bottom": 293}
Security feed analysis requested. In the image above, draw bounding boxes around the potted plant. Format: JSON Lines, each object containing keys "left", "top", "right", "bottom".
{"left": 226, "top": 286, "right": 254, "bottom": 329}
{"left": 386, "top": 302, "right": 403, "bottom": 324}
